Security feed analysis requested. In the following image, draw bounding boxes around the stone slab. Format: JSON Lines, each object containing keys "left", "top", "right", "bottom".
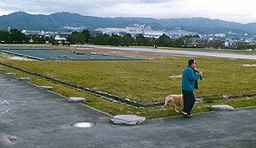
{"left": 19, "top": 77, "right": 31, "bottom": 81}
{"left": 211, "top": 105, "right": 234, "bottom": 111}
{"left": 67, "top": 97, "right": 86, "bottom": 103}
{"left": 5, "top": 73, "right": 15, "bottom": 75}
{"left": 222, "top": 95, "right": 230, "bottom": 100}
{"left": 195, "top": 98, "right": 203, "bottom": 103}
{"left": 111, "top": 115, "right": 146, "bottom": 125}
{"left": 37, "top": 86, "right": 54, "bottom": 90}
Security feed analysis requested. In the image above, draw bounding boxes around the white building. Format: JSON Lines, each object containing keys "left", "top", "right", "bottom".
{"left": 54, "top": 32, "right": 71, "bottom": 44}
{"left": 214, "top": 33, "right": 226, "bottom": 38}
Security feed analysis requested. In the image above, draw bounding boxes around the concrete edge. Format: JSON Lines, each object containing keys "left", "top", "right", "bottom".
{"left": 81, "top": 103, "right": 113, "bottom": 117}
{"left": 150, "top": 105, "right": 256, "bottom": 121}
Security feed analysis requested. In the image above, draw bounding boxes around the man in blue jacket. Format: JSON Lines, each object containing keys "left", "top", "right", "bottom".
{"left": 181, "top": 59, "right": 202, "bottom": 118}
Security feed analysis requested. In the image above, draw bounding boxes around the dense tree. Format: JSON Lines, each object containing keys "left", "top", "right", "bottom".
{"left": 156, "top": 34, "right": 172, "bottom": 47}
{"left": 94, "top": 33, "right": 110, "bottom": 45}
{"left": 28, "top": 35, "right": 45, "bottom": 43}
{"left": 135, "top": 34, "right": 150, "bottom": 46}
{"left": 81, "top": 29, "right": 92, "bottom": 43}
{"left": 45, "top": 36, "right": 54, "bottom": 44}
{"left": 10, "top": 29, "right": 28, "bottom": 42}
{"left": 67, "top": 31, "right": 85, "bottom": 44}
{"left": 0, "top": 30, "right": 10, "bottom": 42}
{"left": 121, "top": 33, "right": 134, "bottom": 46}
{"left": 108, "top": 34, "right": 120, "bottom": 46}
{"left": 173, "top": 38, "right": 184, "bottom": 47}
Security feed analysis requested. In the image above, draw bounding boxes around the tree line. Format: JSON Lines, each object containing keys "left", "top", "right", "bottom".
{"left": 0, "top": 29, "right": 52, "bottom": 44}
{"left": 0, "top": 28, "right": 225, "bottom": 48}
{"left": 0, "top": 28, "right": 222, "bottom": 48}
{"left": 67, "top": 30, "right": 186, "bottom": 47}
{"left": 65, "top": 30, "right": 256, "bottom": 50}
{"left": 0, "top": 29, "right": 28, "bottom": 43}
{"left": 1, "top": 29, "right": 255, "bottom": 50}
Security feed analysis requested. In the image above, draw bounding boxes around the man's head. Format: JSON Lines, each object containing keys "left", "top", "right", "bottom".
{"left": 188, "top": 59, "right": 196, "bottom": 68}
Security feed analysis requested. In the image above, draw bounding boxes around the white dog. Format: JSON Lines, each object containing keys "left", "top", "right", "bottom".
{"left": 162, "top": 94, "right": 183, "bottom": 113}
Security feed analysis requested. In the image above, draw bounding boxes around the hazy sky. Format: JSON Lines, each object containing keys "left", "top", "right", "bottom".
{"left": 0, "top": 0, "right": 255, "bottom": 24}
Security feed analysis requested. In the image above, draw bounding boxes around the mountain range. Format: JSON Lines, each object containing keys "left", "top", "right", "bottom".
{"left": 1, "top": 11, "right": 256, "bottom": 36}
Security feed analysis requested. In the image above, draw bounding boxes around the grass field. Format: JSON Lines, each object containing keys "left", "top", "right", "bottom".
{"left": 2, "top": 56, "right": 256, "bottom": 103}
{"left": 0, "top": 45, "right": 256, "bottom": 119}
{"left": 1, "top": 65, "right": 256, "bottom": 120}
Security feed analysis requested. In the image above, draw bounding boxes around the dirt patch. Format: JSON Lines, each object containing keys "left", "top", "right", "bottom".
{"left": 1, "top": 53, "right": 36, "bottom": 61}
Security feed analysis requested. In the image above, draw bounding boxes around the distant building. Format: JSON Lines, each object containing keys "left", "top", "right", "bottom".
{"left": 54, "top": 32, "right": 71, "bottom": 44}
{"left": 214, "top": 33, "right": 226, "bottom": 38}
{"left": 95, "top": 24, "right": 195, "bottom": 39}
{"left": 224, "top": 38, "right": 236, "bottom": 47}
{"left": 21, "top": 28, "right": 54, "bottom": 37}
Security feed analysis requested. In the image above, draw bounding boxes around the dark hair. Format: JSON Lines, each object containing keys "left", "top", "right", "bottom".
{"left": 188, "top": 59, "right": 195, "bottom": 66}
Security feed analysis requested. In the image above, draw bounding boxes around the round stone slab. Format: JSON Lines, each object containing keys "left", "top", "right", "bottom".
{"left": 71, "top": 122, "right": 94, "bottom": 128}
{"left": 111, "top": 115, "right": 146, "bottom": 125}
{"left": 211, "top": 105, "right": 234, "bottom": 111}
{"left": 67, "top": 97, "right": 86, "bottom": 103}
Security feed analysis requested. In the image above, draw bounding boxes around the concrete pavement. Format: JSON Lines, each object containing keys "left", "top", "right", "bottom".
{"left": 1, "top": 73, "right": 256, "bottom": 148}
{"left": 87, "top": 45, "right": 256, "bottom": 60}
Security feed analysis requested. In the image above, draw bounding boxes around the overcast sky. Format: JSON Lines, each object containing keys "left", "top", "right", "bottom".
{"left": 0, "top": 0, "right": 255, "bottom": 24}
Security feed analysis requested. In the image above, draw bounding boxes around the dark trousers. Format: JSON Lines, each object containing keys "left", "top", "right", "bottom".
{"left": 182, "top": 90, "right": 196, "bottom": 115}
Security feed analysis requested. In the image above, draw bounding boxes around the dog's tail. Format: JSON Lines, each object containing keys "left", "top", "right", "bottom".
{"left": 162, "top": 97, "right": 169, "bottom": 109}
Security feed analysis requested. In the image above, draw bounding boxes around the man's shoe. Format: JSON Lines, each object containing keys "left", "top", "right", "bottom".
{"left": 182, "top": 112, "right": 190, "bottom": 118}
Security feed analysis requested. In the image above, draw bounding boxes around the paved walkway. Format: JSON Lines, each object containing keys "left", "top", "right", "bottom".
{"left": 1, "top": 73, "right": 256, "bottom": 148}
{"left": 88, "top": 45, "right": 256, "bottom": 60}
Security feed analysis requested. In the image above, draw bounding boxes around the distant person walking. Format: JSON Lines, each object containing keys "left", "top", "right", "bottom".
{"left": 155, "top": 45, "right": 158, "bottom": 50}
{"left": 153, "top": 45, "right": 158, "bottom": 50}
{"left": 181, "top": 59, "right": 202, "bottom": 118}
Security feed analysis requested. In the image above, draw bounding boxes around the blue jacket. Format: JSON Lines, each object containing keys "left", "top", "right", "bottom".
{"left": 181, "top": 66, "right": 201, "bottom": 91}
